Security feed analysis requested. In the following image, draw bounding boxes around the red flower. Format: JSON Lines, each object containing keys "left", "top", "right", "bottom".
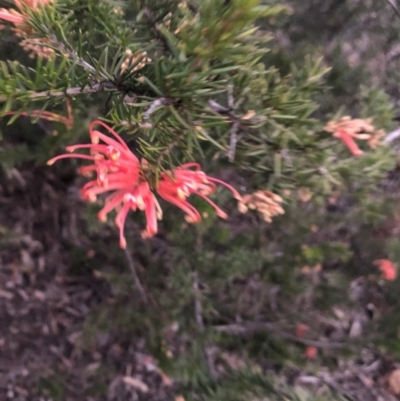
{"left": 0, "top": 9, "right": 24, "bottom": 24}
{"left": 333, "top": 130, "right": 363, "bottom": 156}
{"left": 48, "top": 121, "right": 241, "bottom": 248}
{"left": 305, "top": 346, "right": 317, "bottom": 359}
{"left": 48, "top": 120, "right": 162, "bottom": 248}
{"left": 157, "top": 163, "right": 241, "bottom": 224}
{"left": 374, "top": 259, "right": 397, "bottom": 281}
{"left": 324, "top": 117, "right": 376, "bottom": 157}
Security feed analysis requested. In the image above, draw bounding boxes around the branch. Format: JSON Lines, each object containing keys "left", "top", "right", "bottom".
{"left": 123, "top": 247, "right": 149, "bottom": 304}
{"left": 45, "top": 30, "right": 109, "bottom": 81}
{"left": 213, "top": 322, "right": 346, "bottom": 349}
{"left": 227, "top": 84, "right": 239, "bottom": 162}
{"left": 383, "top": 126, "right": 400, "bottom": 143}
{"left": 192, "top": 272, "right": 218, "bottom": 379}
{"left": 386, "top": 0, "right": 400, "bottom": 19}
{"left": 192, "top": 272, "right": 204, "bottom": 330}
{"left": 143, "top": 97, "right": 170, "bottom": 120}
{"left": 0, "top": 84, "right": 108, "bottom": 103}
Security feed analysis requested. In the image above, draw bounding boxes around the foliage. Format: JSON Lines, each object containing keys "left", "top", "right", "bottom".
{"left": 0, "top": 0, "right": 400, "bottom": 400}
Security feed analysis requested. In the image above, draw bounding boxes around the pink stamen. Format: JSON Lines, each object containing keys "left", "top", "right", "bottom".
{"left": 0, "top": 10, "right": 24, "bottom": 24}
{"left": 115, "top": 202, "right": 131, "bottom": 249}
{"left": 157, "top": 191, "right": 201, "bottom": 223}
{"left": 89, "top": 120, "right": 130, "bottom": 150}
{"left": 191, "top": 189, "right": 228, "bottom": 219}
{"left": 97, "top": 191, "right": 126, "bottom": 222}
{"left": 47, "top": 153, "right": 95, "bottom": 165}
{"left": 335, "top": 130, "right": 363, "bottom": 156}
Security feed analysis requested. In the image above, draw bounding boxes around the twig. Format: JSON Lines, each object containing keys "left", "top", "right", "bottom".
{"left": 227, "top": 84, "right": 234, "bottom": 110}
{"left": 208, "top": 99, "right": 230, "bottom": 114}
{"left": 386, "top": 0, "right": 400, "bottom": 19}
{"left": 383, "top": 126, "right": 400, "bottom": 143}
{"left": 228, "top": 121, "right": 239, "bottom": 162}
{"left": 208, "top": 96, "right": 242, "bottom": 162}
{"left": 143, "top": 97, "right": 170, "bottom": 120}
{"left": 142, "top": 8, "right": 171, "bottom": 52}
{"left": 213, "top": 322, "right": 346, "bottom": 349}
{"left": 192, "top": 272, "right": 218, "bottom": 379}
{"left": 45, "top": 31, "right": 109, "bottom": 80}
{"left": 226, "top": 84, "right": 239, "bottom": 162}
{"left": 192, "top": 272, "right": 204, "bottom": 330}
{"left": 318, "top": 166, "right": 340, "bottom": 185}
{"left": 123, "top": 247, "right": 149, "bottom": 304}
{"left": 0, "top": 84, "right": 107, "bottom": 102}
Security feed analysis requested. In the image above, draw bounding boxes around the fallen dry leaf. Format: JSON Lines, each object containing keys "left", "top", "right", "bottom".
{"left": 122, "top": 376, "right": 149, "bottom": 393}
{"left": 388, "top": 369, "right": 400, "bottom": 395}
{"left": 33, "top": 290, "right": 46, "bottom": 301}
{"left": 242, "top": 110, "right": 256, "bottom": 120}
{"left": 0, "top": 289, "right": 13, "bottom": 300}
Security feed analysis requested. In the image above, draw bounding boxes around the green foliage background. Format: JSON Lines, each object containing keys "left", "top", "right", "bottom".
{"left": 1, "top": 0, "right": 400, "bottom": 400}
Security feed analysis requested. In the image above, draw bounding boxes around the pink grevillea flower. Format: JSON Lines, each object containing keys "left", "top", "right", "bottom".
{"left": 324, "top": 117, "right": 376, "bottom": 157}
{"left": 374, "top": 259, "right": 397, "bottom": 281}
{"left": 333, "top": 130, "right": 364, "bottom": 156}
{"left": 305, "top": 346, "right": 317, "bottom": 359}
{"left": 48, "top": 122, "right": 241, "bottom": 248}
{"left": 157, "top": 163, "right": 241, "bottom": 224}
{"left": 0, "top": 9, "right": 24, "bottom": 24}
{"left": 47, "top": 120, "right": 162, "bottom": 248}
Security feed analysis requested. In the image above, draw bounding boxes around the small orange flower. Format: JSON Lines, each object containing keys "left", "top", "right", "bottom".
{"left": 324, "top": 116, "right": 375, "bottom": 156}
{"left": 295, "top": 324, "right": 309, "bottom": 339}
{"left": 305, "top": 346, "right": 317, "bottom": 359}
{"left": 374, "top": 259, "right": 397, "bottom": 281}
{"left": 157, "top": 163, "right": 241, "bottom": 224}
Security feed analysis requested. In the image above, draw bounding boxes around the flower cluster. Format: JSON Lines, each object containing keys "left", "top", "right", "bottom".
{"left": 374, "top": 259, "right": 397, "bottom": 281}
{"left": 4, "top": 98, "right": 73, "bottom": 129}
{"left": 238, "top": 190, "right": 284, "bottom": 222}
{"left": 48, "top": 121, "right": 241, "bottom": 248}
{"left": 0, "top": 0, "right": 54, "bottom": 58}
{"left": 120, "top": 50, "right": 151, "bottom": 73}
{"left": 324, "top": 116, "right": 385, "bottom": 156}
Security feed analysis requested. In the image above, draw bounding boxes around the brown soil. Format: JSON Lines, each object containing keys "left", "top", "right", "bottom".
{"left": 0, "top": 165, "right": 175, "bottom": 401}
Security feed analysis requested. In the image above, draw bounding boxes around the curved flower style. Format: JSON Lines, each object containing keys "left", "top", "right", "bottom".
{"left": 157, "top": 163, "right": 241, "bottom": 224}
{"left": 374, "top": 259, "right": 397, "bottom": 281}
{"left": 333, "top": 131, "right": 364, "bottom": 156}
{"left": 48, "top": 121, "right": 240, "bottom": 248}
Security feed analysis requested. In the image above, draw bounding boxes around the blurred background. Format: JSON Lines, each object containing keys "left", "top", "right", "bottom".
{"left": 2, "top": 1, "right": 400, "bottom": 400}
